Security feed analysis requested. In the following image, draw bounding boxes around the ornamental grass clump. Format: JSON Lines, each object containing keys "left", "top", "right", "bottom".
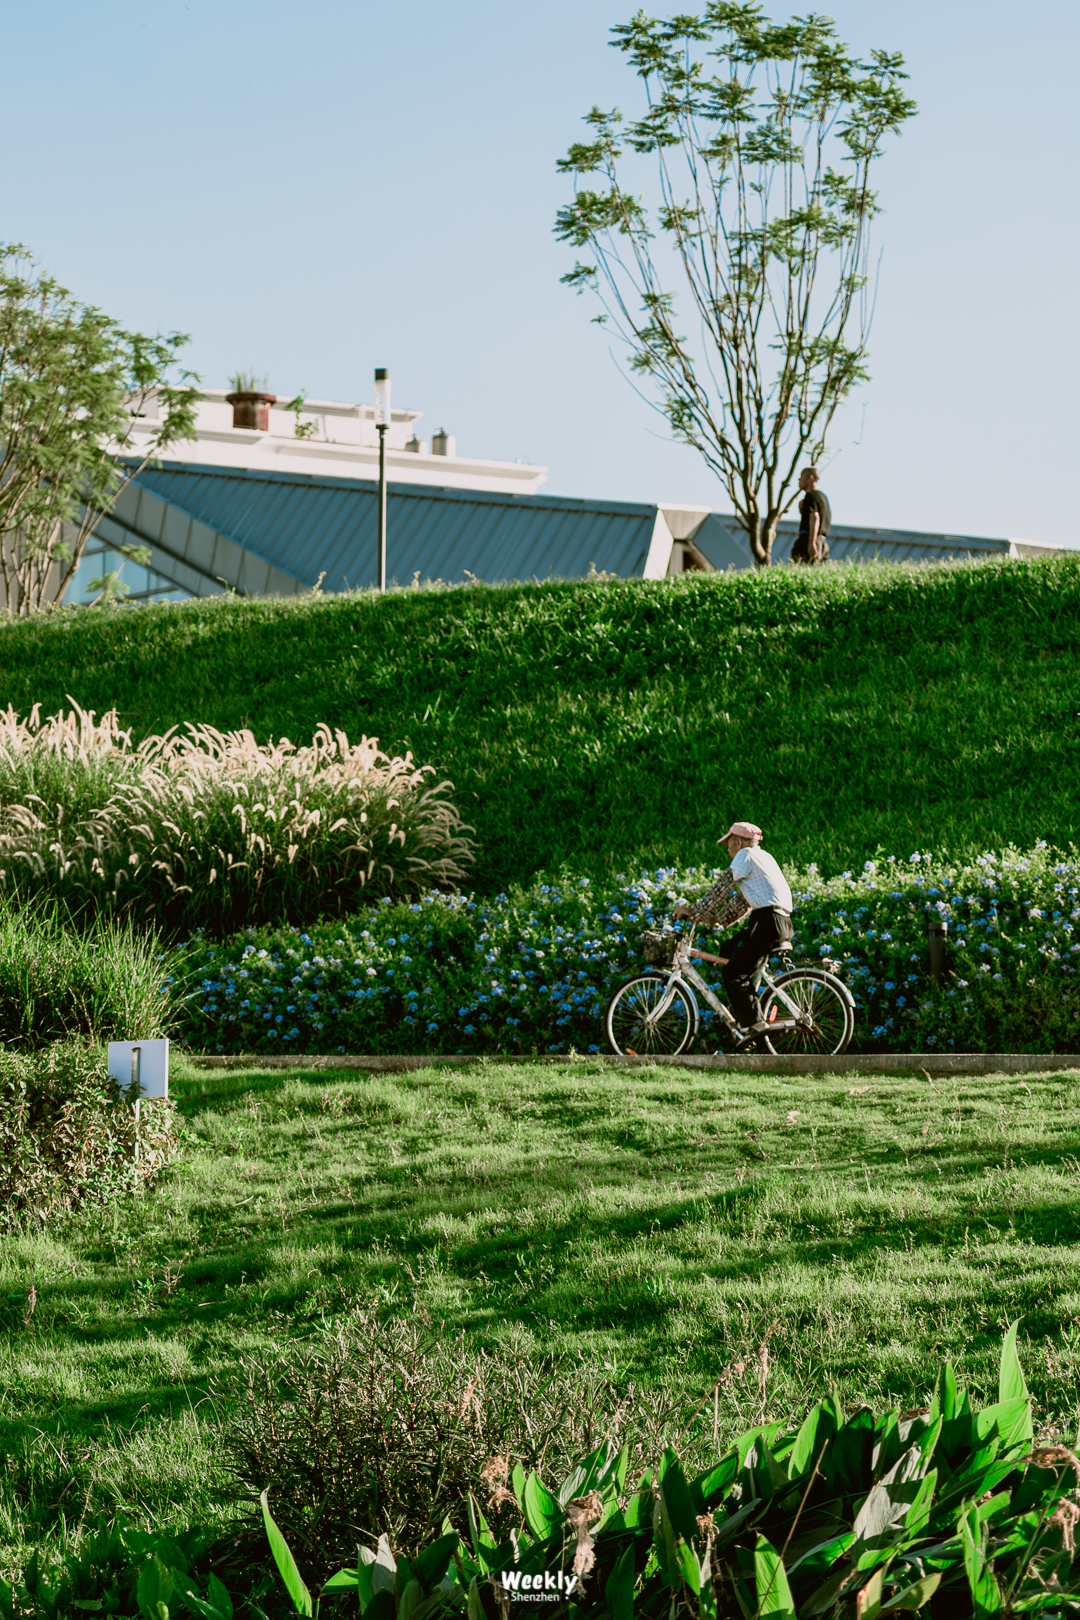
{"left": 0, "top": 895, "right": 170, "bottom": 1048}
{"left": 0, "top": 1042, "right": 180, "bottom": 1229}
{"left": 0, "top": 702, "right": 474, "bottom": 935}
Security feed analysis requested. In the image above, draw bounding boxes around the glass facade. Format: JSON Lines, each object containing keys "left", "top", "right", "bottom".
{"left": 64, "top": 541, "right": 191, "bottom": 606}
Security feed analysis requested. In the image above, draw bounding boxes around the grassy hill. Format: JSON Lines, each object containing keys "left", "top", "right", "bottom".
{"left": 0, "top": 555, "right": 1077, "bottom": 891}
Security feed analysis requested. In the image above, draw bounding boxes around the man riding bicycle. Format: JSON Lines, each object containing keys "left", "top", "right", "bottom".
{"left": 672, "top": 821, "right": 794, "bottom": 1037}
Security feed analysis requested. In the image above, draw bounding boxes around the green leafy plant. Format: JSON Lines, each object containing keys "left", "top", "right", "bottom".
{"left": 86, "top": 542, "right": 154, "bottom": 607}
{"left": 0, "top": 1519, "right": 235, "bottom": 1620}
{"left": 245, "top": 1326, "right": 1080, "bottom": 1619}
{"left": 0, "top": 1041, "right": 180, "bottom": 1229}
{"left": 228, "top": 371, "right": 269, "bottom": 395}
{"left": 0, "top": 242, "right": 199, "bottom": 615}
{"left": 285, "top": 390, "right": 318, "bottom": 440}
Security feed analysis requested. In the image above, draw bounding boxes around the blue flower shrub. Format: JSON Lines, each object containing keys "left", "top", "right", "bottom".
{"left": 169, "top": 844, "right": 1080, "bottom": 1056}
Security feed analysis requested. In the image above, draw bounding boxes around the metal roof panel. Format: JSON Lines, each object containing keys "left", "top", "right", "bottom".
{"left": 131, "top": 463, "right": 659, "bottom": 588}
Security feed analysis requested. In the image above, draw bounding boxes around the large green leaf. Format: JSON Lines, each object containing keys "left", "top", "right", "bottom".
{"left": 938, "top": 1362, "right": 960, "bottom": 1424}
{"left": 522, "top": 1474, "right": 560, "bottom": 1541}
{"left": 788, "top": 1399, "right": 839, "bottom": 1481}
{"left": 786, "top": 1532, "right": 855, "bottom": 1576}
{"left": 181, "top": 1574, "right": 234, "bottom": 1620}
{"left": 854, "top": 1566, "right": 884, "bottom": 1619}
{"left": 321, "top": 1571, "right": 362, "bottom": 1596}
{"left": 413, "top": 1533, "right": 459, "bottom": 1590}
{"left": 259, "top": 1492, "right": 312, "bottom": 1619}
{"left": 753, "top": 1535, "right": 796, "bottom": 1619}
{"left": 913, "top": 1415, "right": 942, "bottom": 1472}
{"left": 613, "top": 1489, "right": 651, "bottom": 1530}
{"left": 362, "top": 1592, "right": 397, "bottom": 1620}
{"left": 881, "top": 1571, "right": 942, "bottom": 1613}
{"left": 871, "top": 1410, "right": 901, "bottom": 1480}
{"left": 559, "top": 1440, "right": 613, "bottom": 1505}
{"left": 695, "top": 1452, "right": 740, "bottom": 1506}
{"left": 850, "top": 1452, "right": 931, "bottom": 1574}
{"left": 828, "top": 1407, "right": 875, "bottom": 1497}
{"left": 999, "top": 1321, "right": 1030, "bottom": 1407}
{"left": 604, "top": 1546, "right": 635, "bottom": 1620}
{"left": 137, "top": 1556, "right": 175, "bottom": 1620}
{"left": 739, "top": 1436, "right": 788, "bottom": 1506}
{"left": 973, "top": 1396, "right": 1033, "bottom": 1452}
{"left": 659, "top": 1453, "right": 698, "bottom": 1544}
{"left": 367, "top": 1535, "right": 397, "bottom": 1597}
{"left": 467, "top": 1496, "right": 498, "bottom": 1574}
{"left": 903, "top": 1468, "right": 937, "bottom": 1539}
{"left": 961, "top": 1506, "right": 1004, "bottom": 1617}
{"left": 674, "top": 1537, "right": 700, "bottom": 1596}
{"left": 397, "top": 1578, "right": 424, "bottom": 1620}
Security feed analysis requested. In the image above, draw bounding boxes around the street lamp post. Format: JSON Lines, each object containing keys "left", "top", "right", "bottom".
{"left": 373, "top": 368, "right": 391, "bottom": 591}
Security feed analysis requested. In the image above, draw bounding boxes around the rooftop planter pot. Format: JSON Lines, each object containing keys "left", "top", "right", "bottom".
{"left": 225, "top": 391, "right": 277, "bottom": 431}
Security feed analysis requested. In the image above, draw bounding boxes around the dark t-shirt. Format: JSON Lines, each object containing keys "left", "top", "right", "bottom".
{"left": 792, "top": 489, "right": 831, "bottom": 562}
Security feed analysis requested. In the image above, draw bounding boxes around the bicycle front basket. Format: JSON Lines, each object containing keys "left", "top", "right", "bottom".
{"left": 642, "top": 929, "right": 680, "bottom": 967}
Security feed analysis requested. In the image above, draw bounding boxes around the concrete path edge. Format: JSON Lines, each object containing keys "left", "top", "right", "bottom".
{"left": 188, "top": 1052, "right": 1080, "bottom": 1077}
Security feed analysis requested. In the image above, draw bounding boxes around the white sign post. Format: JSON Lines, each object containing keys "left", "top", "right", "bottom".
{"left": 108, "top": 1040, "right": 170, "bottom": 1165}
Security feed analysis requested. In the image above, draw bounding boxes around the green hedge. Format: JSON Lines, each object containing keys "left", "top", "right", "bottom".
{"left": 170, "top": 844, "right": 1080, "bottom": 1056}
{"left": 0, "top": 557, "right": 1078, "bottom": 891}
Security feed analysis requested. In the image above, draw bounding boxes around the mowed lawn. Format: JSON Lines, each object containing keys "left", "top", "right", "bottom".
{"left": 4, "top": 1057, "right": 1080, "bottom": 1556}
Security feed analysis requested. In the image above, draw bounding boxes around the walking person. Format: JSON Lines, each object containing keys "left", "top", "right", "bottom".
{"left": 672, "top": 821, "right": 794, "bottom": 1036}
{"left": 790, "top": 466, "right": 831, "bottom": 564}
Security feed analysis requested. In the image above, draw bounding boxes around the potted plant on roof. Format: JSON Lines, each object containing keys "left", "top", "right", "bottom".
{"left": 225, "top": 369, "right": 276, "bottom": 430}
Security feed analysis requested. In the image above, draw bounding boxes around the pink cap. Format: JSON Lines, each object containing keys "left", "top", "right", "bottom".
{"left": 718, "top": 821, "right": 763, "bottom": 844}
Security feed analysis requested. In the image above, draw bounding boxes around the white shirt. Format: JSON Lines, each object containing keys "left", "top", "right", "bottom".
{"left": 729, "top": 846, "right": 793, "bottom": 914}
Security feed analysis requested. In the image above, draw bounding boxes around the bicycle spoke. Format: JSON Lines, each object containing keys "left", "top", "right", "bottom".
{"left": 606, "top": 975, "right": 694, "bottom": 1056}
{"left": 762, "top": 974, "right": 851, "bottom": 1055}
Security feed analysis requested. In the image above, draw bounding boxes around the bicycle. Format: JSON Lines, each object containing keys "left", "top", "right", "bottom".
{"left": 604, "top": 924, "right": 855, "bottom": 1057}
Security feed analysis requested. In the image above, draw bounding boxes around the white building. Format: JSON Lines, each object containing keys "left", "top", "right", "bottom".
{"left": 126, "top": 388, "right": 548, "bottom": 497}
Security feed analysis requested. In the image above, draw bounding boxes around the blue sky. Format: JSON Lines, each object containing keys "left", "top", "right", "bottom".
{"left": 6, "top": 0, "right": 1077, "bottom": 544}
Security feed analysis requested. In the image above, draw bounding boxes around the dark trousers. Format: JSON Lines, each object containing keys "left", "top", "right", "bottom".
{"left": 790, "top": 537, "right": 830, "bottom": 564}
{"left": 721, "top": 907, "right": 794, "bottom": 1026}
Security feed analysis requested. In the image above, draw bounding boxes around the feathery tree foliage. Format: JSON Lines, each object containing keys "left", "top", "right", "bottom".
{"left": 556, "top": 5, "right": 917, "bottom": 565}
{"left": 0, "top": 244, "right": 199, "bottom": 613}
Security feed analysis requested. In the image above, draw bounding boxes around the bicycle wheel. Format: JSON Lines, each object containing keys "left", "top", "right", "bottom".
{"left": 759, "top": 970, "right": 853, "bottom": 1056}
{"left": 605, "top": 973, "right": 697, "bottom": 1057}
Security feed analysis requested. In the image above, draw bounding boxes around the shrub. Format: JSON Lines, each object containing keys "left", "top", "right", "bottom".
{"left": 171, "top": 844, "right": 1080, "bottom": 1056}
{"left": 262, "top": 1326, "right": 1077, "bottom": 1620}
{"left": 0, "top": 1043, "right": 181, "bottom": 1230}
{"left": 0, "top": 703, "right": 475, "bottom": 935}
{"left": 222, "top": 1306, "right": 705, "bottom": 1581}
{"left": 0, "top": 896, "right": 170, "bottom": 1048}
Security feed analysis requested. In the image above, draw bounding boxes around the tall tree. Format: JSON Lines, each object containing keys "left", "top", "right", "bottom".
{"left": 0, "top": 244, "right": 199, "bottom": 614}
{"left": 556, "top": 4, "right": 916, "bottom": 566}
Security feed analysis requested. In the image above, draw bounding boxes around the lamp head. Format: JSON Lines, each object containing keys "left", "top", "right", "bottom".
{"left": 374, "top": 367, "right": 391, "bottom": 427}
